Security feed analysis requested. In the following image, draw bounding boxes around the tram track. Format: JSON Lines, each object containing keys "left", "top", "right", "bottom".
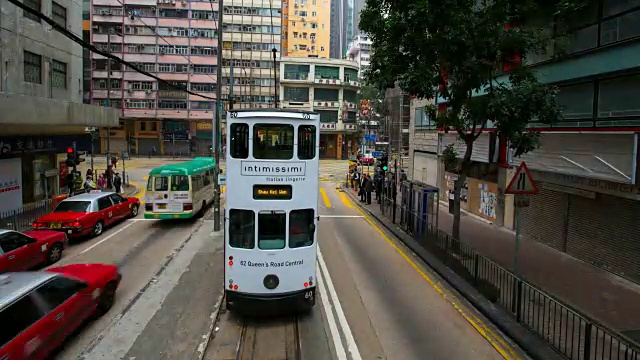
{"left": 203, "top": 302, "right": 304, "bottom": 360}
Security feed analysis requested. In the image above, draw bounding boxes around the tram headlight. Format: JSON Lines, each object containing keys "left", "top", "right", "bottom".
{"left": 263, "top": 274, "right": 279, "bottom": 290}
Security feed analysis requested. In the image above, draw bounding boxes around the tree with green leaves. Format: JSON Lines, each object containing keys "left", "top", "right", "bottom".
{"left": 360, "top": 0, "right": 583, "bottom": 239}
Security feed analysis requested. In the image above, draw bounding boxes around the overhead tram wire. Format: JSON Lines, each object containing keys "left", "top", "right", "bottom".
{"left": 113, "top": 0, "right": 219, "bottom": 85}
{"left": 6, "top": 0, "right": 218, "bottom": 101}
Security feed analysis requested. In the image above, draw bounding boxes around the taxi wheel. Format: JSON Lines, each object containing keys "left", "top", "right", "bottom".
{"left": 97, "top": 282, "right": 117, "bottom": 315}
{"left": 130, "top": 205, "right": 139, "bottom": 218}
{"left": 47, "top": 243, "right": 63, "bottom": 264}
{"left": 92, "top": 221, "right": 104, "bottom": 236}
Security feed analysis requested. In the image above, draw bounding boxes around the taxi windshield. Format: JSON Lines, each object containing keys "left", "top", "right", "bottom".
{"left": 54, "top": 201, "right": 91, "bottom": 213}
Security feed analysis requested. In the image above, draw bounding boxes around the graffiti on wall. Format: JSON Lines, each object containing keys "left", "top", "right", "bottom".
{"left": 478, "top": 183, "right": 497, "bottom": 219}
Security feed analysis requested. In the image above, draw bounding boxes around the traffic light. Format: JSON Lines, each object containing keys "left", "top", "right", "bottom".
{"left": 379, "top": 155, "right": 388, "bottom": 172}
{"left": 66, "top": 147, "right": 75, "bottom": 167}
{"left": 75, "top": 150, "right": 86, "bottom": 164}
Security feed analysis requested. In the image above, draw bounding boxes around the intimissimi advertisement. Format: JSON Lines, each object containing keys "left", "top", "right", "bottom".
{"left": 0, "top": 158, "right": 23, "bottom": 212}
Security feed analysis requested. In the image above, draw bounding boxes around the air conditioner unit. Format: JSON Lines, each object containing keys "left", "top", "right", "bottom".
{"left": 145, "top": 89, "right": 152, "bottom": 94}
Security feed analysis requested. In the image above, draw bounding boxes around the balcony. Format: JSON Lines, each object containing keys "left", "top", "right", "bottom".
{"left": 343, "top": 101, "right": 357, "bottom": 111}
{"left": 158, "top": 89, "right": 188, "bottom": 99}
{"left": 344, "top": 79, "right": 360, "bottom": 88}
{"left": 313, "top": 100, "right": 339, "bottom": 109}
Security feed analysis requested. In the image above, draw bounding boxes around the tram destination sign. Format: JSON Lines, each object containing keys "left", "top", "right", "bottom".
{"left": 253, "top": 185, "right": 293, "bottom": 200}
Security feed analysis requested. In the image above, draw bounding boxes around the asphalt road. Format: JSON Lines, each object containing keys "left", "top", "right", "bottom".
{"left": 43, "top": 159, "right": 527, "bottom": 360}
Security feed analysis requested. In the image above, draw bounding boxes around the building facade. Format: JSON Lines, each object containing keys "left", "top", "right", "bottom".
{"left": 0, "top": 0, "right": 119, "bottom": 209}
{"left": 346, "top": 34, "right": 371, "bottom": 76}
{"left": 329, "top": 0, "right": 353, "bottom": 58}
{"left": 282, "top": 0, "right": 330, "bottom": 58}
{"left": 89, "top": 0, "right": 220, "bottom": 156}
{"left": 409, "top": 0, "right": 640, "bottom": 283}
{"left": 279, "top": 57, "right": 360, "bottom": 159}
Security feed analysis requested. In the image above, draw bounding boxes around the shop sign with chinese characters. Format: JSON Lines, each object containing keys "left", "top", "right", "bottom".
{"left": 0, "top": 134, "right": 92, "bottom": 158}
{"left": 320, "top": 123, "right": 336, "bottom": 130}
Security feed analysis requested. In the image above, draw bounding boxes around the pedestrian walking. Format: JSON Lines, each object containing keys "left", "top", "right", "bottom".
{"left": 375, "top": 172, "right": 382, "bottom": 203}
{"left": 97, "top": 173, "right": 106, "bottom": 189}
{"left": 114, "top": 173, "right": 122, "bottom": 194}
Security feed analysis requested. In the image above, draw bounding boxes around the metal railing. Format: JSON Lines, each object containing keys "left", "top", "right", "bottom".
{"left": 0, "top": 199, "right": 53, "bottom": 232}
{"left": 377, "top": 191, "right": 640, "bottom": 360}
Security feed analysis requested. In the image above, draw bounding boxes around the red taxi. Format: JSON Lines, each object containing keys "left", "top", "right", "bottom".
{"left": 0, "top": 264, "right": 121, "bottom": 359}
{"left": 0, "top": 229, "right": 67, "bottom": 273}
{"left": 32, "top": 192, "right": 140, "bottom": 238}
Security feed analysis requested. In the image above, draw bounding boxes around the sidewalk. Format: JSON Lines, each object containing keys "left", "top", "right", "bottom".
{"left": 348, "top": 185, "right": 640, "bottom": 338}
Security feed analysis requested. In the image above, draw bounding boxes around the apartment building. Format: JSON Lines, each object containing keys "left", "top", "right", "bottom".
{"left": 346, "top": 34, "right": 371, "bottom": 76}
{"left": 89, "top": 0, "right": 220, "bottom": 155}
{"left": 279, "top": 57, "right": 360, "bottom": 159}
{"left": 409, "top": 0, "right": 640, "bottom": 283}
{"left": 221, "top": 2, "right": 281, "bottom": 112}
{"left": 282, "top": 0, "right": 331, "bottom": 58}
{"left": 329, "top": 0, "right": 354, "bottom": 58}
{"left": 0, "top": 0, "right": 119, "bottom": 208}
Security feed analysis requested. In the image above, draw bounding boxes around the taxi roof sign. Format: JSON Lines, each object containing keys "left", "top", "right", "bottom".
{"left": 505, "top": 162, "right": 537, "bottom": 195}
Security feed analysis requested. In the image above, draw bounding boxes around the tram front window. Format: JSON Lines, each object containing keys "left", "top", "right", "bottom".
{"left": 289, "top": 209, "right": 315, "bottom": 248}
{"left": 253, "top": 124, "right": 294, "bottom": 160}
{"left": 229, "top": 209, "right": 255, "bottom": 249}
{"left": 258, "top": 210, "right": 286, "bottom": 250}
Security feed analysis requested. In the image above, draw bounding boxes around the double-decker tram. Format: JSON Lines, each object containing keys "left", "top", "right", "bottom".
{"left": 224, "top": 109, "right": 320, "bottom": 313}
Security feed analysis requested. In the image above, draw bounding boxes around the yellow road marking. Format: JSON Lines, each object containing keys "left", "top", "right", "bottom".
{"left": 319, "top": 188, "right": 332, "bottom": 208}
{"left": 340, "top": 192, "right": 519, "bottom": 360}
{"left": 128, "top": 181, "right": 145, "bottom": 202}
{"left": 339, "top": 191, "right": 353, "bottom": 208}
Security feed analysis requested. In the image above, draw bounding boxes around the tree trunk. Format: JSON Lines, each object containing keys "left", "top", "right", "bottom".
{"left": 452, "top": 140, "right": 475, "bottom": 242}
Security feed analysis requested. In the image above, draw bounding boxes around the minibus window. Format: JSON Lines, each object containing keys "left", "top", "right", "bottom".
{"left": 154, "top": 177, "right": 168, "bottom": 191}
{"left": 171, "top": 175, "right": 190, "bottom": 191}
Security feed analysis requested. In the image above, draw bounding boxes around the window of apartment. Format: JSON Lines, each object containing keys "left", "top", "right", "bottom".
{"left": 126, "top": 44, "right": 156, "bottom": 54}
{"left": 310, "top": 22, "right": 318, "bottom": 29}
{"left": 150, "top": 121, "right": 157, "bottom": 131}
{"left": 190, "top": 28, "right": 216, "bottom": 38}
{"left": 94, "top": 6, "right": 124, "bottom": 16}
{"left": 191, "top": 46, "right": 217, "bottom": 56}
{"left": 315, "top": 66, "right": 339, "bottom": 79}
{"left": 52, "top": 2, "right": 67, "bottom": 27}
{"left": 126, "top": 100, "right": 155, "bottom": 109}
{"left": 95, "top": 42, "right": 122, "bottom": 52}
{"left": 253, "top": 124, "right": 294, "bottom": 160}
{"left": 299, "top": 10, "right": 308, "bottom": 16}
{"left": 343, "top": 90, "right": 357, "bottom": 102}
{"left": 191, "top": 10, "right": 217, "bottom": 19}
{"left": 414, "top": 107, "right": 435, "bottom": 128}
{"left": 124, "top": 6, "right": 155, "bottom": 17}
{"left": 598, "top": 75, "right": 640, "bottom": 118}
{"left": 314, "top": 88, "right": 339, "bottom": 101}
{"left": 158, "top": 63, "right": 189, "bottom": 73}
{"left": 23, "top": 0, "right": 41, "bottom": 22}
{"left": 140, "top": 121, "right": 147, "bottom": 131}
{"left": 283, "top": 87, "right": 309, "bottom": 102}
{"left": 51, "top": 60, "right": 67, "bottom": 89}
{"left": 158, "top": 81, "right": 187, "bottom": 91}
{"left": 191, "top": 65, "right": 216, "bottom": 74}
{"left": 23, "top": 51, "right": 42, "bottom": 84}
{"left": 601, "top": 8, "right": 640, "bottom": 45}
{"left": 190, "top": 83, "right": 216, "bottom": 92}
{"left": 128, "top": 62, "right": 155, "bottom": 72}
{"left": 316, "top": 110, "right": 338, "bottom": 123}
{"left": 158, "top": 45, "right": 188, "bottom": 55}
{"left": 94, "top": 79, "right": 121, "bottom": 89}
{"left": 158, "top": 100, "right": 188, "bottom": 109}
{"left": 603, "top": 0, "right": 640, "bottom": 17}
{"left": 555, "top": 83, "right": 594, "bottom": 120}
{"left": 128, "top": 81, "right": 153, "bottom": 90}
{"left": 124, "top": 26, "right": 155, "bottom": 35}
{"left": 159, "top": 8, "right": 187, "bottom": 18}
{"left": 191, "top": 101, "right": 214, "bottom": 110}
{"left": 312, "top": 11, "right": 316, "bottom": 16}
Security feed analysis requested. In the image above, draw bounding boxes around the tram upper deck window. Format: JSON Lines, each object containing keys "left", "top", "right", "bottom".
{"left": 171, "top": 175, "right": 189, "bottom": 191}
{"left": 298, "top": 125, "right": 316, "bottom": 160}
{"left": 154, "top": 176, "right": 168, "bottom": 191}
{"left": 229, "top": 209, "right": 255, "bottom": 249}
{"left": 289, "top": 209, "right": 315, "bottom": 248}
{"left": 258, "top": 210, "right": 286, "bottom": 250}
{"left": 253, "top": 124, "right": 294, "bottom": 160}
{"left": 230, "top": 123, "right": 249, "bottom": 159}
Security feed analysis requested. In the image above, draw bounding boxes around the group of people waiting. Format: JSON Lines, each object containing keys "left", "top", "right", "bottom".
{"left": 350, "top": 167, "right": 407, "bottom": 205}
{"left": 84, "top": 166, "right": 123, "bottom": 194}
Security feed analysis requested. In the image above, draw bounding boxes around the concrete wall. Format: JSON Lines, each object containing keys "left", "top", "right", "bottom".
{"left": 0, "top": 0, "right": 119, "bottom": 129}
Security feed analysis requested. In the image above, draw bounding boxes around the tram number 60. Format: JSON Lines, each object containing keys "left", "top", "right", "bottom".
{"left": 304, "top": 290, "right": 314, "bottom": 300}
{"left": 302, "top": 113, "right": 311, "bottom": 120}
{"left": 229, "top": 111, "right": 238, "bottom": 118}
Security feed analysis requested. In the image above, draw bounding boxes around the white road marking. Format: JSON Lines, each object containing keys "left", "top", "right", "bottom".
{"left": 81, "top": 225, "right": 211, "bottom": 359}
{"left": 317, "top": 263, "right": 348, "bottom": 360}
{"left": 66, "top": 221, "right": 137, "bottom": 261}
{"left": 318, "top": 249, "right": 362, "bottom": 360}
{"left": 319, "top": 215, "right": 364, "bottom": 218}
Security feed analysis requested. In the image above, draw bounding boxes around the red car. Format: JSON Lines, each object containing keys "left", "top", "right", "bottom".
{"left": 0, "top": 229, "right": 67, "bottom": 273}
{"left": 32, "top": 192, "right": 140, "bottom": 238}
{"left": 0, "top": 264, "right": 121, "bottom": 359}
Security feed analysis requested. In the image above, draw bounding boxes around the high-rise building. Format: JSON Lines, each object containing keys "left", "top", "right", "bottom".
{"left": 89, "top": 0, "right": 220, "bottom": 156}
{"left": 282, "top": 0, "right": 331, "bottom": 58}
{"left": 329, "top": 0, "right": 354, "bottom": 58}
{"left": 346, "top": 34, "right": 371, "bottom": 76}
{"left": 221, "top": 3, "right": 282, "bottom": 110}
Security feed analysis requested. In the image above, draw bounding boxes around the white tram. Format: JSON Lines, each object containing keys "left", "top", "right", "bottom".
{"left": 224, "top": 109, "right": 320, "bottom": 313}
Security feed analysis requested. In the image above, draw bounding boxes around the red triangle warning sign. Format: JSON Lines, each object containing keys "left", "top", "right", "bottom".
{"left": 505, "top": 162, "right": 537, "bottom": 195}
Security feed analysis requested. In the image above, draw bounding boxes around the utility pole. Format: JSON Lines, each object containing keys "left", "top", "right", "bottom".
{"left": 212, "top": 0, "right": 224, "bottom": 232}
{"left": 272, "top": 48, "right": 278, "bottom": 108}
{"left": 107, "top": 30, "right": 111, "bottom": 165}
